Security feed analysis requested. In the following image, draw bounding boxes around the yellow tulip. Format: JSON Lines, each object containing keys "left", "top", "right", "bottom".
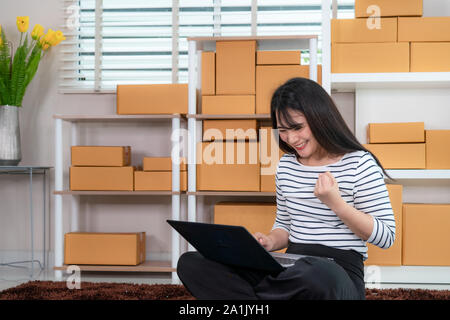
{"left": 0, "top": 25, "right": 2, "bottom": 46}
{"left": 31, "top": 24, "right": 44, "bottom": 40}
{"left": 49, "top": 30, "right": 66, "bottom": 46}
{"left": 16, "top": 16, "right": 29, "bottom": 33}
{"left": 39, "top": 29, "right": 55, "bottom": 50}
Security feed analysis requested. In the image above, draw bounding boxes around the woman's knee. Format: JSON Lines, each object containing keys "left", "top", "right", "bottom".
{"left": 177, "top": 251, "right": 202, "bottom": 279}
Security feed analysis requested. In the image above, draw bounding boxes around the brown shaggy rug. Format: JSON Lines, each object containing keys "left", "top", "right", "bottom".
{"left": 0, "top": 281, "right": 449, "bottom": 300}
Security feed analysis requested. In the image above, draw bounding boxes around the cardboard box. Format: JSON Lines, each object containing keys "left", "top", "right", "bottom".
{"left": 364, "top": 184, "right": 403, "bottom": 266}
{"left": 117, "top": 84, "right": 188, "bottom": 115}
{"left": 203, "top": 120, "right": 258, "bottom": 141}
{"left": 197, "top": 141, "right": 260, "bottom": 191}
{"left": 332, "top": 42, "right": 410, "bottom": 73}
{"left": 143, "top": 157, "right": 187, "bottom": 171}
{"left": 64, "top": 232, "right": 146, "bottom": 265}
{"left": 355, "top": 0, "right": 422, "bottom": 18}
{"left": 410, "top": 42, "right": 450, "bottom": 72}
{"left": 201, "top": 51, "right": 215, "bottom": 95}
{"left": 201, "top": 95, "right": 255, "bottom": 114}
{"left": 260, "top": 174, "right": 276, "bottom": 192}
{"left": 256, "top": 51, "right": 301, "bottom": 65}
{"left": 403, "top": 204, "right": 450, "bottom": 266}
{"left": 426, "top": 130, "right": 450, "bottom": 169}
{"left": 216, "top": 40, "right": 256, "bottom": 95}
{"left": 70, "top": 166, "right": 134, "bottom": 191}
{"left": 367, "top": 122, "right": 425, "bottom": 144}
{"left": 398, "top": 17, "right": 450, "bottom": 42}
{"left": 71, "top": 146, "right": 131, "bottom": 167}
{"left": 259, "top": 126, "right": 284, "bottom": 190}
{"left": 363, "top": 143, "right": 425, "bottom": 169}
{"left": 134, "top": 171, "right": 187, "bottom": 191}
{"left": 331, "top": 18, "right": 398, "bottom": 43}
{"left": 256, "top": 65, "right": 322, "bottom": 114}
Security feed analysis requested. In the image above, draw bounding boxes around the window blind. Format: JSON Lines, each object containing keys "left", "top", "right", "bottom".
{"left": 60, "top": 0, "right": 354, "bottom": 93}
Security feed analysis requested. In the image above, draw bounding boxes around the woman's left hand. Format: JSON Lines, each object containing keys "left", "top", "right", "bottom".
{"left": 314, "top": 171, "right": 346, "bottom": 212}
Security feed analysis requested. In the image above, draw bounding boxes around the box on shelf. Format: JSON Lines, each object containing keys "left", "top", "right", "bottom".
{"left": 70, "top": 166, "right": 134, "bottom": 191}
{"left": 367, "top": 122, "right": 425, "bottom": 144}
{"left": 116, "top": 84, "right": 188, "bottom": 115}
{"left": 332, "top": 42, "right": 410, "bottom": 73}
{"left": 64, "top": 232, "right": 146, "bottom": 266}
{"left": 71, "top": 146, "right": 131, "bottom": 167}
{"left": 134, "top": 171, "right": 187, "bottom": 191}
{"left": 331, "top": 18, "right": 398, "bottom": 43}
{"left": 259, "top": 126, "right": 284, "bottom": 192}
{"left": 256, "top": 51, "right": 301, "bottom": 65}
{"left": 363, "top": 143, "right": 425, "bottom": 169}
{"left": 196, "top": 141, "right": 260, "bottom": 191}
{"left": 426, "top": 130, "right": 450, "bottom": 169}
{"left": 201, "top": 95, "right": 255, "bottom": 114}
{"left": 398, "top": 17, "right": 450, "bottom": 42}
{"left": 203, "top": 120, "right": 258, "bottom": 142}
{"left": 354, "top": 0, "right": 422, "bottom": 18}
{"left": 216, "top": 40, "right": 256, "bottom": 95}
{"left": 202, "top": 51, "right": 215, "bottom": 95}
{"left": 143, "top": 157, "right": 187, "bottom": 171}
{"left": 410, "top": 42, "right": 450, "bottom": 72}
{"left": 403, "top": 203, "right": 450, "bottom": 266}
{"left": 364, "top": 184, "right": 403, "bottom": 266}
{"left": 256, "top": 65, "right": 322, "bottom": 114}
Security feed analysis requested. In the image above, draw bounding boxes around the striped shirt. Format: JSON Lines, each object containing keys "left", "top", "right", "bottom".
{"left": 273, "top": 150, "right": 396, "bottom": 260}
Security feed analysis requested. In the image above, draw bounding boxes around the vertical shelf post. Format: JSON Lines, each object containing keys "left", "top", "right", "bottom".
{"left": 171, "top": 116, "right": 181, "bottom": 284}
{"left": 54, "top": 118, "right": 64, "bottom": 280}
{"left": 322, "top": 0, "right": 332, "bottom": 94}
{"left": 70, "top": 122, "right": 79, "bottom": 232}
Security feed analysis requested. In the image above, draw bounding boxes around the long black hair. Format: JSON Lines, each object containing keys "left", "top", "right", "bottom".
{"left": 270, "top": 77, "right": 392, "bottom": 180}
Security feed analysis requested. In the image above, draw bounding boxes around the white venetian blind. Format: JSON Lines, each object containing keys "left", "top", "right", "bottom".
{"left": 60, "top": 0, "right": 354, "bottom": 93}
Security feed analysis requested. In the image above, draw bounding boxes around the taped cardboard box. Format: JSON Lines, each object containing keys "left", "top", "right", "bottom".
{"left": 363, "top": 143, "right": 425, "bottom": 169}
{"left": 70, "top": 166, "right": 134, "bottom": 191}
{"left": 365, "top": 184, "right": 403, "bottom": 266}
{"left": 202, "top": 51, "right": 215, "bottom": 95}
{"left": 143, "top": 157, "right": 187, "bottom": 171}
{"left": 256, "top": 51, "right": 301, "bottom": 65}
{"left": 403, "top": 204, "right": 450, "bottom": 266}
{"left": 201, "top": 95, "right": 255, "bottom": 115}
{"left": 203, "top": 120, "right": 258, "bottom": 142}
{"left": 134, "top": 171, "right": 187, "bottom": 191}
{"left": 259, "top": 126, "right": 284, "bottom": 192}
{"left": 71, "top": 146, "right": 131, "bottom": 167}
{"left": 410, "top": 42, "right": 450, "bottom": 72}
{"left": 216, "top": 40, "right": 256, "bottom": 95}
{"left": 332, "top": 42, "right": 410, "bottom": 73}
{"left": 355, "top": 0, "right": 422, "bottom": 18}
{"left": 426, "top": 130, "right": 450, "bottom": 169}
{"left": 116, "top": 84, "right": 188, "bottom": 114}
{"left": 65, "top": 232, "right": 146, "bottom": 266}
{"left": 331, "top": 18, "right": 397, "bottom": 43}
{"left": 367, "top": 122, "right": 424, "bottom": 143}
{"left": 398, "top": 17, "right": 450, "bottom": 42}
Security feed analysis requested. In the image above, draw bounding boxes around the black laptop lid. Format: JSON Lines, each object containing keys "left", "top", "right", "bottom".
{"left": 167, "top": 220, "right": 284, "bottom": 274}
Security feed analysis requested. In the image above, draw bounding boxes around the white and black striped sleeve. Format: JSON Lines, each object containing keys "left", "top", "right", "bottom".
{"left": 354, "top": 152, "right": 396, "bottom": 249}
{"left": 272, "top": 172, "right": 291, "bottom": 234}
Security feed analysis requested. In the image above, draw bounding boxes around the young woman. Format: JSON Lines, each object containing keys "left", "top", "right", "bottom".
{"left": 177, "top": 77, "right": 396, "bottom": 300}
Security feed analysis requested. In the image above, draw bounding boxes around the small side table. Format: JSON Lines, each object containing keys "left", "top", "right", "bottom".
{"left": 0, "top": 166, "right": 52, "bottom": 277}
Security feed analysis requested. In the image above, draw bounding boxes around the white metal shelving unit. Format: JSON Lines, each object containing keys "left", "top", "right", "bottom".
{"left": 53, "top": 114, "right": 184, "bottom": 284}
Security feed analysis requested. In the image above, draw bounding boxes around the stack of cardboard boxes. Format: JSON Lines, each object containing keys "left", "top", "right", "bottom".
{"left": 135, "top": 157, "right": 187, "bottom": 191}
{"left": 332, "top": 0, "right": 450, "bottom": 73}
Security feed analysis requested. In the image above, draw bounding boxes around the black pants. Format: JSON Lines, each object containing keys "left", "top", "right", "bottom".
{"left": 177, "top": 242, "right": 366, "bottom": 300}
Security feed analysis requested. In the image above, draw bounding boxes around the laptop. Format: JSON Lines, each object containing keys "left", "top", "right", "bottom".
{"left": 167, "top": 219, "right": 313, "bottom": 275}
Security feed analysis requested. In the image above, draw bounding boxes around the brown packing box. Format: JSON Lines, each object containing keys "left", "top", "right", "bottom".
{"left": 410, "top": 43, "right": 450, "bottom": 72}
{"left": 201, "top": 95, "right": 255, "bottom": 114}
{"left": 216, "top": 40, "right": 256, "bottom": 95}
{"left": 256, "top": 65, "right": 322, "bottom": 114}
{"left": 201, "top": 51, "right": 215, "bottom": 95}
{"left": 134, "top": 171, "right": 187, "bottom": 191}
{"left": 259, "top": 126, "right": 284, "bottom": 192}
{"left": 363, "top": 143, "right": 425, "bottom": 169}
{"left": 403, "top": 204, "right": 450, "bottom": 266}
{"left": 398, "top": 17, "right": 450, "bottom": 42}
{"left": 355, "top": 0, "right": 422, "bottom": 18}
{"left": 116, "top": 84, "right": 188, "bottom": 115}
{"left": 331, "top": 18, "right": 397, "bottom": 43}
{"left": 367, "top": 122, "right": 425, "bottom": 143}
{"left": 71, "top": 146, "right": 131, "bottom": 167}
{"left": 197, "top": 141, "right": 260, "bottom": 191}
{"left": 364, "top": 184, "right": 403, "bottom": 266}
{"left": 332, "top": 42, "right": 410, "bottom": 73}
{"left": 203, "top": 120, "right": 258, "bottom": 142}
{"left": 256, "top": 51, "right": 301, "bottom": 65}
{"left": 64, "top": 232, "right": 146, "bottom": 266}
{"left": 70, "top": 166, "right": 134, "bottom": 191}
{"left": 426, "top": 130, "right": 450, "bottom": 169}
{"left": 143, "top": 157, "right": 187, "bottom": 171}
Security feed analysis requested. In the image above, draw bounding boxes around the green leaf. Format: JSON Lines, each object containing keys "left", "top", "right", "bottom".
{"left": 10, "top": 37, "right": 28, "bottom": 106}
{"left": 0, "top": 29, "right": 11, "bottom": 105}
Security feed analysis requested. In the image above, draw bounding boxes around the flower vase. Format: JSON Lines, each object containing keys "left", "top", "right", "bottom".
{"left": 0, "top": 105, "right": 22, "bottom": 166}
